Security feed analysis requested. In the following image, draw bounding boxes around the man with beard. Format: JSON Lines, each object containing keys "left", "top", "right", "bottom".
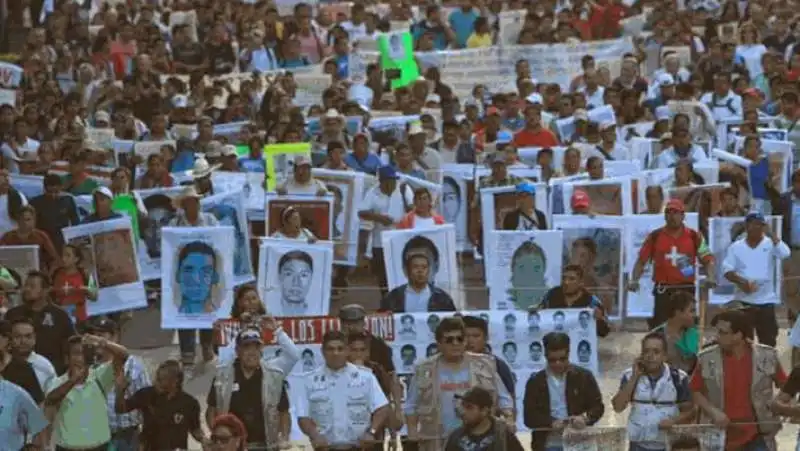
{"left": 444, "top": 387, "right": 524, "bottom": 451}
{"left": 5, "top": 271, "right": 75, "bottom": 374}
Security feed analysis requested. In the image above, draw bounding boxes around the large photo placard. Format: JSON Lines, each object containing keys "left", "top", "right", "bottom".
{"left": 311, "top": 169, "right": 365, "bottom": 266}
{"left": 62, "top": 218, "right": 146, "bottom": 316}
{"left": 486, "top": 230, "right": 564, "bottom": 310}
{"left": 257, "top": 238, "right": 334, "bottom": 317}
{"left": 264, "top": 194, "right": 333, "bottom": 240}
{"left": 553, "top": 215, "right": 624, "bottom": 317}
{"left": 381, "top": 225, "right": 460, "bottom": 308}
{"left": 136, "top": 186, "right": 184, "bottom": 281}
{"left": 160, "top": 226, "right": 235, "bottom": 329}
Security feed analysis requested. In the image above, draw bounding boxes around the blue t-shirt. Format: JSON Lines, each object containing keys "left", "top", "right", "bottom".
{"left": 335, "top": 55, "right": 349, "bottom": 79}
{"left": 171, "top": 150, "right": 196, "bottom": 173}
{"left": 281, "top": 57, "right": 311, "bottom": 69}
{"left": 448, "top": 9, "right": 478, "bottom": 48}
{"left": 0, "top": 380, "right": 48, "bottom": 450}
{"left": 344, "top": 152, "right": 382, "bottom": 174}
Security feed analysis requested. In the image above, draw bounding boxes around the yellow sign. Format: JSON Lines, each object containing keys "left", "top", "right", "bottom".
{"left": 263, "top": 143, "right": 312, "bottom": 191}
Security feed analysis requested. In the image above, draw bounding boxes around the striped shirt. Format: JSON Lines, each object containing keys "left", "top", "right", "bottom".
{"left": 106, "top": 356, "right": 152, "bottom": 432}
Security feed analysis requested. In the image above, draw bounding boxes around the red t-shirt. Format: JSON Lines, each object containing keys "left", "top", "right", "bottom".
{"left": 52, "top": 269, "right": 89, "bottom": 321}
{"left": 637, "top": 226, "right": 713, "bottom": 285}
{"left": 513, "top": 128, "right": 559, "bottom": 148}
{"left": 690, "top": 348, "right": 786, "bottom": 450}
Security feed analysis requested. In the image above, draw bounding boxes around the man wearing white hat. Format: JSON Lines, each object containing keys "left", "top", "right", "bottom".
{"left": 219, "top": 145, "right": 241, "bottom": 172}
{"left": 168, "top": 186, "right": 220, "bottom": 369}
{"left": 276, "top": 155, "right": 329, "bottom": 196}
{"left": 82, "top": 187, "right": 123, "bottom": 224}
{"left": 312, "top": 109, "right": 351, "bottom": 153}
{"left": 594, "top": 121, "right": 630, "bottom": 160}
{"left": 407, "top": 122, "right": 443, "bottom": 172}
{"left": 186, "top": 156, "right": 220, "bottom": 197}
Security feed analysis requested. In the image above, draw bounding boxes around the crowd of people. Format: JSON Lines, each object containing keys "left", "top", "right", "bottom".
{"left": 4, "top": 0, "right": 800, "bottom": 449}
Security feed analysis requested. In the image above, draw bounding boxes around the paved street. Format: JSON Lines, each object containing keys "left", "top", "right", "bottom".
{"left": 117, "top": 257, "right": 800, "bottom": 449}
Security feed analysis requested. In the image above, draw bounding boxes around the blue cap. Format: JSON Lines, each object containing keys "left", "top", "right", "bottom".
{"left": 378, "top": 165, "right": 399, "bottom": 180}
{"left": 745, "top": 212, "right": 766, "bottom": 223}
{"left": 496, "top": 130, "right": 514, "bottom": 145}
{"left": 516, "top": 183, "right": 536, "bottom": 195}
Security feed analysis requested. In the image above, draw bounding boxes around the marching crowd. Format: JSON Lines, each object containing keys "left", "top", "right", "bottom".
{"left": 6, "top": 0, "right": 800, "bottom": 449}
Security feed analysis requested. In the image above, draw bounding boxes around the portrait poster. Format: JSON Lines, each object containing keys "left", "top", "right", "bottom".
{"left": 62, "top": 218, "right": 146, "bottom": 315}
{"left": 263, "top": 142, "right": 312, "bottom": 192}
{"left": 708, "top": 216, "right": 782, "bottom": 305}
{"left": 256, "top": 238, "right": 334, "bottom": 317}
{"left": 549, "top": 174, "right": 590, "bottom": 215}
{"left": 441, "top": 169, "right": 469, "bottom": 252}
{"left": 624, "top": 214, "right": 699, "bottom": 318}
{"left": 201, "top": 190, "right": 254, "bottom": 286}
{"left": 381, "top": 225, "right": 460, "bottom": 307}
{"left": 668, "top": 183, "right": 730, "bottom": 235}
{"left": 486, "top": 230, "right": 563, "bottom": 310}
{"left": 133, "top": 140, "right": 175, "bottom": 161}
{"left": 561, "top": 177, "right": 633, "bottom": 216}
{"left": 160, "top": 226, "right": 235, "bottom": 329}
{"left": 478, "top": 185, "right": 549, "bottom": 273}
{"left": 0, "top": 245, "right": 39, "bottom": 300}
{"left": 311, "top": 169, "right": 365, "bottom": 265}
{"left": 264, "top": 194, "right": 333, "bottom": 241}
{"left": 135, "top": 186, "right": 184, "bottom": 281}
{"left": 553, "top": 215, "right": 624, "bottom": 317}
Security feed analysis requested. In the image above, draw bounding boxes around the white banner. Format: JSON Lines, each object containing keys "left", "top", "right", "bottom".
{"left": 354, "top": 38, "right": 633, "bottom": 98}
{"left": 201, "top": 190, "right": 255, "bottom": 286}
{"left": 487, "top": 230, "right": 563, "bottom": 310}
{"left": 160, "top": 227, "right": 235, "bottom": 329}
{"left": 256, "top": 238, "right": 334, "bottom": 317}
{"left": 62, "top": 218, "right": 146, "bottom": 315}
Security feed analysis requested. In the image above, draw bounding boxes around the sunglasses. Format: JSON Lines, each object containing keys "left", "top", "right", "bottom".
{"left": 442, "top": 335, "right": 464, "bottom": 344}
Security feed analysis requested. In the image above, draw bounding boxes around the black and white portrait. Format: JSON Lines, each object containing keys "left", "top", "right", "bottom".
{"left": 529, "top": 341, "right": 543, "bottom": 362}
{"left": 503, "top": 313, "right": 517, "bottom": 333}
{"left": 402, "top": 235, "right": 440, "bottom": 282}
{"left": 577, "top": 340, "right": 591, "bottom": 363}
{"left": 441, "top": 176, "right": 462, "bottom": 225}
{"left": 426, "top": 314, "right": 440, "bottom": 335}
{"left": 426, "top": 343, "right": 438, "bottom": 357}
{"left": 401, "top": 344, "right": 417, "bottom": 367}
{"left": 527, "top": 311, "right": 540, "bottom": 333}
{"left": 383, "top": 225, "right": 458, "bottom": 300}
{"left": 502, "top": 341, "right": 517, "bottom": 365}
{"left": 259, "top": 240, "right": 333, "bottom": 317}
{"left": 553, "top": 311, "right": 566, "bottom": 331}
{"left": 579, "top": 310, "right": 591, "bottom": 330}
{"left": 301, "top": 348, "right": 316, "bottom": 372}
{"left": 399, "top": 314, "right": 416, "bottom": 338}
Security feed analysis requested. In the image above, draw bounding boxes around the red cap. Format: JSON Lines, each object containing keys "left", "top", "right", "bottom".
{"left": 665, "top": 198, "right": 686, "bottom": 212}
{"left": 742, "top": 88, "right": 763, "bottom": 99}
{"left": 485, "top": 106, "right": 501, "bottom": 116}
{"left": 571, "top": 189, "right": 591, "bottom": 209}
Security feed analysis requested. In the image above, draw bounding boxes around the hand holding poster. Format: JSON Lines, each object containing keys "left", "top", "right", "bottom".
{"left": 61, "top": 218, "right": 146, "bottom": 315}
{"left": 161, "top": 226, "right": 235, "bottom": 328}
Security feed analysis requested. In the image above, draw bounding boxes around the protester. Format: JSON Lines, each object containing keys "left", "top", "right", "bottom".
{"left": 444, "top": 386, "right": 525, "bottom": 451}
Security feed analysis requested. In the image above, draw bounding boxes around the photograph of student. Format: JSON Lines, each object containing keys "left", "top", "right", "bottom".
{"left": 401, "top": 344, "right": 417, "bottom": 368}
{"left": 206, "top": 200, "right": 250, "bottom": 278}
{"left": 426, "top": 343, "right": 439, "bottom": 357}
{"left": 301, "top": 348, "right": 316, "bottom": 372}
{"left": 401, "top": 235, "right": 441, "bottom": 284}
{"left": 502, "top": 183, "right": 547, "bottom": 230}
{"left": 553, "top": 311, "right": 566, "bottom": 331}
{"left": 538, "top": 264, "right": 610, "bottom": 337}
{"left": 527, "top": 312, "right": 540, "bottom": 333}
{"left": 577, "top": 340, "right": 592, "bottom": 363}
{"left": 272, "top": 250, "right": 315, "bottom": 316}
{"left": 142, "top": 193, "right": 176, "bottom": 259}
{"left": 426, "top": 314, "right": 441, "bottom": 335}
{"left": 506, "top": 239, "right": 550, "bottom": 310}
{"left": 399, "top": 314, "right": 416, "bottom": 338}
{"left": 501, "top": 341, "right": 518, "bottom": 365}
{"left": 173, "top": 241, "right": 224, "bottom": 315}
{"left": 441, "top": 177, "right": 462, "bottom": 225}
{"left": 528, "top": 341, "right": 543, "bottom": 363}
{"left": 380, "top": 250, "right": 456, "bottom": 313}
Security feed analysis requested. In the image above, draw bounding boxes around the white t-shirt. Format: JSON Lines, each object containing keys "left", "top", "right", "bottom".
{"left": 362, "top": 184, "right": 413, "bottom": 248}
{"left": 721, "top": 236, "right": 791, "bottom": 305}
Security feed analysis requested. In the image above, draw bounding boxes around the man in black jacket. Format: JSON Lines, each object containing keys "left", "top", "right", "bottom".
{"left": 523, "top": 332, "right": 604, "bottom": 451}
{"left": 380, "top": 252, "right": 456, "bottom": 313}
{"left": 538, "top": 264, "right": 610, "bottom": 337}
{"left": 502, "top": 182, "right": 547, "bottom": 231}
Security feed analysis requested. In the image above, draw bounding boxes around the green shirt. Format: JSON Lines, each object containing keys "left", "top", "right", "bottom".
{"left": 61, "top": 174, "right": 101, "bottom": 196}
{"left": 46, "top": 362, "right": 115, "bottom": 448}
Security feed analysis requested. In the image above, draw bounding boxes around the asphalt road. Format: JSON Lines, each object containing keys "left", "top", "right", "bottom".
{"left": 117, "top": 257, "right": 800, "bottom": 450}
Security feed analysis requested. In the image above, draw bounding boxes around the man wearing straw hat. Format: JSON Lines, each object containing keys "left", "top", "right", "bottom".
{"left": 168, "top": 185, "right": 219, "bottom": 370}
{"left": 185, "top": 155, "right": 220, "bottom": 197}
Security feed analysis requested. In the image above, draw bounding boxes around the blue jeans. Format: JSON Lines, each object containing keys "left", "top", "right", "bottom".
{"left": 177, "top": 329, "right": 213, "bottom": 362}
{"left": 109, "top": 428, "right": 140, "bottom": 451}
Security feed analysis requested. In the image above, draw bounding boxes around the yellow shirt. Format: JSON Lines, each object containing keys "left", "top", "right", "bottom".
{"left": 467, "top": 33, "right": 493, "bottom": 48}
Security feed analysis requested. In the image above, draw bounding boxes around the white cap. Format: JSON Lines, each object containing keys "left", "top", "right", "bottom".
{"left": 600, "top": 121, "right": 616, "bottom": 131}
{"left": 656, "top": 73, "right": 675, "bottom": 86}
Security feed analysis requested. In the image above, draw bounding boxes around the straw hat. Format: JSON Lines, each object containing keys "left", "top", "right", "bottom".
{"left": 185, "top": 156, "right": 220, "bottom": 179}
{"left": 173, "top": 185, "right": 203, "bottom": 209}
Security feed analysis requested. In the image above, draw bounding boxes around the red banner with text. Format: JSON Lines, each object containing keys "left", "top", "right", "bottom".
{"left": 214, "top": 314, "right": 395, "bottom": 346}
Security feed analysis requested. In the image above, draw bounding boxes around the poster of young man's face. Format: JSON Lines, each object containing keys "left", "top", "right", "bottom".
{"left": 93, "top": 230, "right": 138, "bottom": 288}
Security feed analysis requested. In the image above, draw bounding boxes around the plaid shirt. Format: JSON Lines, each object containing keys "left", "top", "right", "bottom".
{"left": 107, "top": 356, "right": 152, "bottom": 432}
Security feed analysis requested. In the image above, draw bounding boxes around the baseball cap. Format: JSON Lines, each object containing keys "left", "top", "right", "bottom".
{"left": 86, "top": 317, "right": 118, "bottom": 334}
{"left": 457, "top": 387, "right": 494, "bottom": 409}
{"left": 236, "top": 328, "right": 264, "bottom": 346}
{"left": 294, "top": 155, "right": 312, "bottom": 167}
{"left": 665, "top": 198, "right": 686, "bottom": 213}
{"left": 516, "top": 182, "right": 536, "bottom": 196}
{"left": 222, "top": 144, "right": 238, "bottom": 157}
{"left": 378, "top": 165, "right": 399, "bottom": 180}
{"left": 654, "top": 105, "right": 672, "bottom": 121}
{"left": 339, "top": 304, "right": 367, "bottom": 322}
{"left": 745, "top": 211, "right": 766, "bottom": 223}
{"left": 571, "top": 189, "right": 591, "bottom": 209}
{"left": 496, "top": 130, "right": 514, "bottom": 145}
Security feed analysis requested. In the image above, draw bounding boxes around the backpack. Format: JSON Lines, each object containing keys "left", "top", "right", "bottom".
{"left": 630, "top": 367, "right": 684, "bottom": 404}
